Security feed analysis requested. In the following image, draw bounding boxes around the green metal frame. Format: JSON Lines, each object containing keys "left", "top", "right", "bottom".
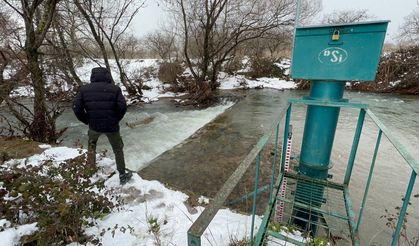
{"left": 187, "top": 105, "right": 289, "bottom": 245}
{"left": 187, "top": 99, "right": 418, "bottom": 246}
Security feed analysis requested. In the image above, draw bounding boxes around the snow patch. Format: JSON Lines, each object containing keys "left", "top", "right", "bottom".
{"left": 86, "top": 169, "right": 262, "bottom": 245}
{"left": 0, "top": 221, "right": 38, "bottom": 246}
{"left": 273, "top": 59, "right": 291, "bottom": 76}
{"left": 198, "top": 196, "right": 210, "bottom": 205}
{"left": 219, "top": 75, "right": 296, "bottom": 90}
{"left": 389, "top": 80, "right": 401, "bottom": 87}
{"left": 4, "top": 147, "right": 85, "bottom": 169}
{"left": 9, "top": 86, "right": 34, "bottom": 98}
{"left": 26, "top": 147, "right": 264, "bottom": 246}
{"left": 38, "top": 144, "right": 51, "bottom": 149}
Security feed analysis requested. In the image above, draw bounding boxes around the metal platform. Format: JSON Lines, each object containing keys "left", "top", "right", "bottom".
{"left": 264, "top": 171, "right": 353, "bottom": 245}
{"left": 187, "top": 101, "right": 418, "bottom": 246}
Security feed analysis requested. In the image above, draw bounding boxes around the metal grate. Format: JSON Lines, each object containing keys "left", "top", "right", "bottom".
{"left": 266, "top": 171, "right": 353, "bottom": 245}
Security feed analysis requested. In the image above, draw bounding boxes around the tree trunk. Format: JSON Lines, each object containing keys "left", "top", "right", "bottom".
{"left": 210, "top": 65, "right": 218, "bottom": 91}
{"left": 0, "top": 83, "right": 15, "bottom": 105}
{"left": 27, "top": 49, "right": 49, "bottom": 142}
{"left": 56, "top": 22, "right": 83, "bottom": 88}
{"left": 0, "top": 51, "right": 11, "bottom": 104}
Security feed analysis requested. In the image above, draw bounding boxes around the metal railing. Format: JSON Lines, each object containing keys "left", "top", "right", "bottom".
{"left": 187, "top": 98, "right": 418, "bottom": 245}
{"left": 187, "top": 104, "right": 289, "bottom": 246}
{"left": 363, "top": 109, "right": 418, "bottom": 246}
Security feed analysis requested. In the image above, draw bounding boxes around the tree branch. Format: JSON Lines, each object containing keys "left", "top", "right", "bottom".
{"left": 3, "top": 0, "right": 24, "bottom": 17}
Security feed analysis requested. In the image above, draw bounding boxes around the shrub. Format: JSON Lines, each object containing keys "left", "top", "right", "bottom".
{"left": 147, "top": 215, "right": 163, "bottom": 245}
{"left": 158, "top": 61, "right": 183, "bottom": 84}
{"left": 248, "top": 58, "right": 284, "bottom": 79}
{"left": 224, "top": 57, "right": 243, "bottom": 75}
{"left": 381, "top": 195, "right": 419, "bottom": 245}
{"left": 0, "top": 153, "right": 115, "bottom": 245}
{"left": 350, "top": 45, "right": 419, "bottom": 94}
{"left": 228, "top": 236, "right": 249, "bottom": 246}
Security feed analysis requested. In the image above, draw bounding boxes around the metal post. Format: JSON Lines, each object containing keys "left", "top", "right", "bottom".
{"left": 250, "top": 152, "right": 261, "bottom": 246}
{"left": 344, "top": 109, "right": 366, "bottom": 185}
{"left": 290, "top": 0, "right": 302, "bottom": 75}
{"left": 187, "top": 233, "right": 201, "bottom": 246}
{"left": 298, "top": 81, "right": 345, "bottom": 179}
{"left": 293, "top": 80, "right": 346, "bottom": 234}
{"left": 295, "top": 0, "right": 302, "bottom": 28}
{"left": 391, "top": 171, "right": 417, "bottom": 246}
{"left": 355, "top": 130, "right": 382, "bottom": 233}
{"left": 269, "top": 123, "right": 280, "bottom": 204}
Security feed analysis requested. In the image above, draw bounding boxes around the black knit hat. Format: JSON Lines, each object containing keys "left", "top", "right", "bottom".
{"left": 90, "top": 67, "right": 112, "bottom": 83}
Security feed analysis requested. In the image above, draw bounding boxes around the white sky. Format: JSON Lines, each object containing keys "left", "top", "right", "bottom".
{"left": 132, "top": 1, "right": 166, "bottom": 37}
{"left": 132, "top": 0, "right": 419, "bottom": 44}
{"left": 321, "top": 0, "right": 419, "bottom": 43}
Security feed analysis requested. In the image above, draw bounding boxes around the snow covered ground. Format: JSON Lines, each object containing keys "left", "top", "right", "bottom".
{"left": 8, "top": 58, "right": 297, "bottom": 102}
{"left": 1, "top": 146, "right": 264, "bottom": 245}
{"left": 2, "top": 59, "right": 302, "bottom": 245}
{"left": 219, "top": 73, "right": 296, "bottom": 90}
{"left": 74, "top": 59, "right": 186, "bottom": 104}
{"left": 0, "top": 145, "right": 308, "bottom": 245}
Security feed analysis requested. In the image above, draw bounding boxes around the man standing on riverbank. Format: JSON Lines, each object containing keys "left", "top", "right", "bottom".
{"left": 72, "top": 67, "right": 132, "bottom": 185}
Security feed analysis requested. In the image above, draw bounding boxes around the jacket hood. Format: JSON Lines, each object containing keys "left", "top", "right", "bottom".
{"left": 90, "top": 67, "right": 112, "bottom": 83}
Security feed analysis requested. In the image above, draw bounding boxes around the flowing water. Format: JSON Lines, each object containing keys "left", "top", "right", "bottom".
{"left": 57, "top": 98, "right": 235, "bottom": 171}
{"left": 45, "top": 89, "right": 419, "bottom": 243}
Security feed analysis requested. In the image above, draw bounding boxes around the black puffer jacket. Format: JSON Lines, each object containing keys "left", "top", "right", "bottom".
{"left": 73, "top": 67, "right": 127, "bottom": 133}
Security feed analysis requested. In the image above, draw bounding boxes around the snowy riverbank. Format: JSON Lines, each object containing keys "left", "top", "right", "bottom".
{"left": 1, "top": 145, "right": 263, "bottom": 245}
{"left": 1, "top": 59, "right": 305, "bottom": 245}
{"left": 8, "top": 58, "right": 297, "bottom": 103}
{"left": 0, "top": 144, "right": 311, "bottom": 245}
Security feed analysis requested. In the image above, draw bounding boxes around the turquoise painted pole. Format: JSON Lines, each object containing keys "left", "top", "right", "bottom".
{"left": 391, "top": 171, "right": 417, "bottom": 246}
{"left": 250, "top": 153, "right": 261, "bottom": 246}
{"left": 293, "top": 80, "right": 346, "bottom": 233}
{"left": 299, "top": 80, "right": 345, "bottom": 178}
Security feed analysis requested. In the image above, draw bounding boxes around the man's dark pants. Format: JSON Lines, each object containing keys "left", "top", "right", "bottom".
{"left": 88, "top": 129, "right": 126, "bottom": 174}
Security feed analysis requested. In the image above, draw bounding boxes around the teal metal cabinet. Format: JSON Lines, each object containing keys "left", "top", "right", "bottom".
{"left": 291, "top": 20, "right": 389, "bottom": 235}
{"left": 291, "top": 21, "right": 389, "bottom": 81}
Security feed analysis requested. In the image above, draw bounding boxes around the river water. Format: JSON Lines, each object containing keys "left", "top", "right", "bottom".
{"left": 55, "top": 89, "right": 419, "bottom": 244}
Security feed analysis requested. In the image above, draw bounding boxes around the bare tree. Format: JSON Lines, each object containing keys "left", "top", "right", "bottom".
{"left": 74, "top": 0, "right": 145, "bottom": 96}
{"left": 163, "top": 0, "right": 320, "bottom": 98}
{"left": 398, "top": 9, "right": 419, "bottom": 45}
{"left": 41, "top": 6, "right": 83, "bottom": 90}
{"left": 3, "top": 0, "right": 66, "bottom": 143}
{"left": 74, "top": 0, "right": 113, "bottom": 73}
{"left": 322, "top": 9, "right": 374, "bottom": 24}
{"left": 0, "top": 7, "right": 28, "bottom": 105}
{"left": 118, "top": 34, "right": 145, "bottom": 59}
{"left": 143, "top": 29, "right": 177, "bottom": 60}
{"left": 246, "top": 28, "right": 292, "bottom": 60}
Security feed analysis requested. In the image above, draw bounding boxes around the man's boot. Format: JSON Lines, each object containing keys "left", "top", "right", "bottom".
{"left": 120, "top": 171, "right": 133, "bottom": 185}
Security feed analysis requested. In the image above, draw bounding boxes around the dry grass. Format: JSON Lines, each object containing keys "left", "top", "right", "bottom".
{"left": 0, "top": 136, "right": 43, "bottom": 163}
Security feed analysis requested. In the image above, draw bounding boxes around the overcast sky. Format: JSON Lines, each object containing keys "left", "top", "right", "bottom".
{"left": 132, "top": 0, "right": 419, "bottom": 43}
{"left": 321, "top": 0, "right": 419, "bottom": 42}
